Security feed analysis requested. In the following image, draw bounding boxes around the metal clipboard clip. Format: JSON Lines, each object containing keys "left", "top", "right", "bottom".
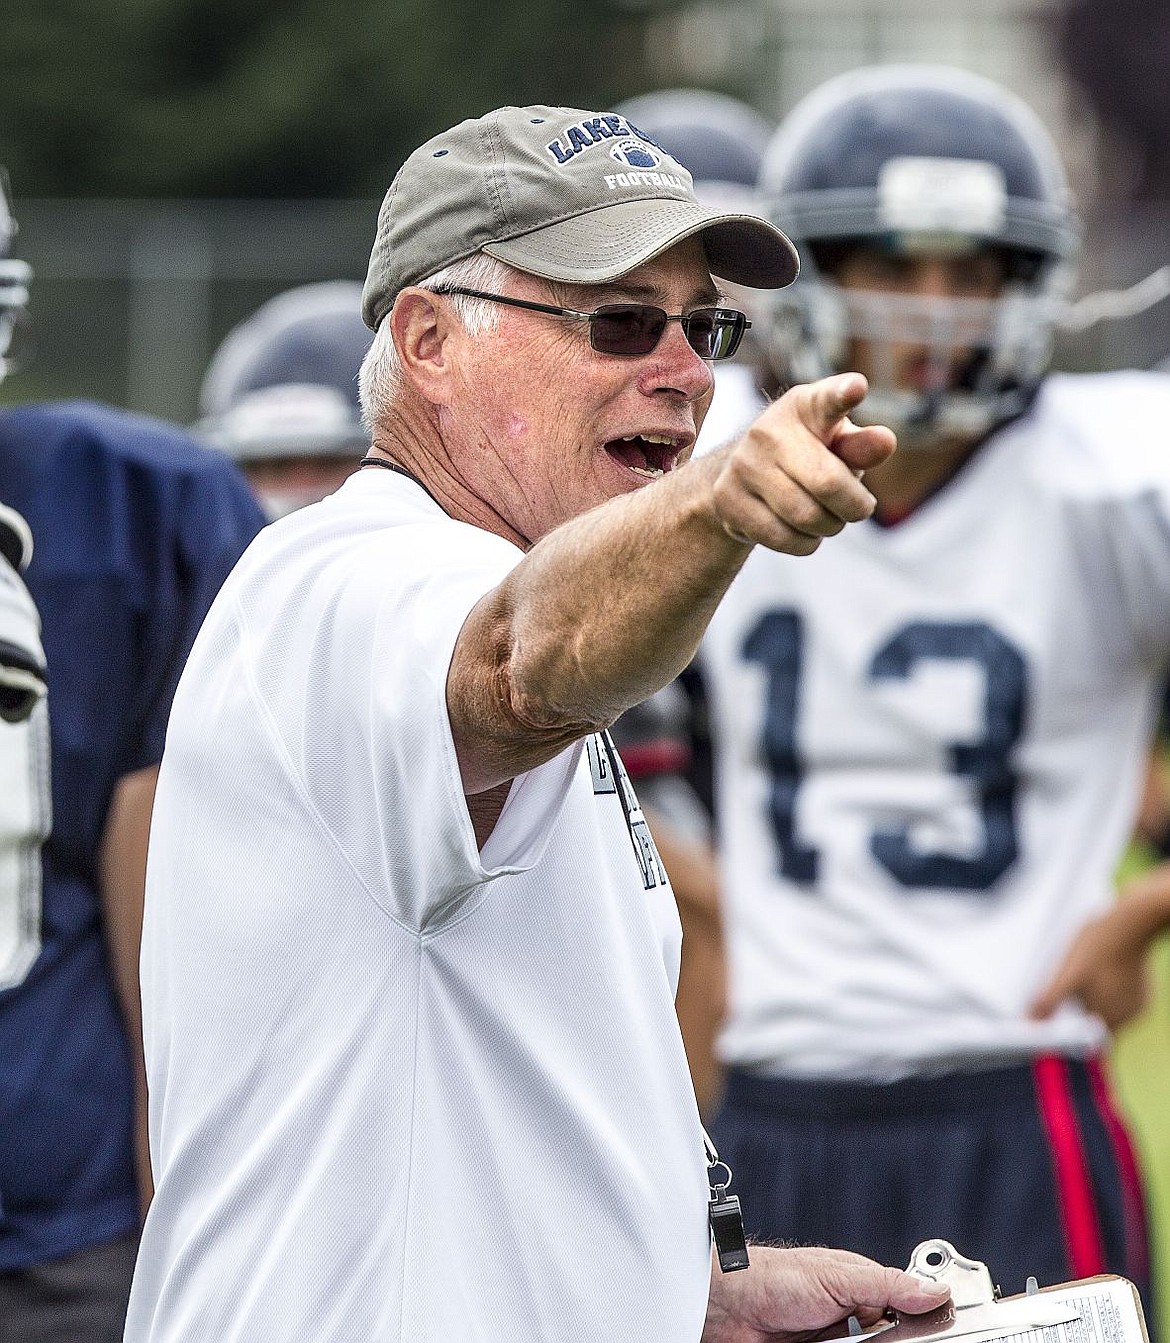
{"left": 825, "top": 1240, "right": 1087, "bottom": 1343}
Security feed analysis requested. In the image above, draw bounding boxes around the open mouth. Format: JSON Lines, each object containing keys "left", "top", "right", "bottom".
{"left": 903, "top": 353, "right": 967, "bottom": 394}
{"left": 605, "top": 433, "right": 681, "bottom": 480}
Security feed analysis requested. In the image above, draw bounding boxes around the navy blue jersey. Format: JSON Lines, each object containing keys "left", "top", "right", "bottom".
{"left": 0, "top": 400, "right": 265, "bottom": 1269}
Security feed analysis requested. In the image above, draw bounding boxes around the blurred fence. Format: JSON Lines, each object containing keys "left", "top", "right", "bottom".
{"left": 2, "top": 200, "right": 379, "bottom": 424}
{"left": 4, "top": 196, "right": 1170, "bottom": 426}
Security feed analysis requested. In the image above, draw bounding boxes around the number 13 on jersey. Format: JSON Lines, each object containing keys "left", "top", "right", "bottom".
{"left": 741, "top": 609, "right": 1029, "bottom": 893}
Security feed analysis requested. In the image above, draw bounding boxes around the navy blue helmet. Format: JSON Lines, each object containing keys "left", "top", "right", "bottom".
{"left": 198, "top": 281, "right": 374, "bottom": 462}
{"left": 612, "top": 89, "right": 776, "bottom": 355}
{"left": 760, "top": 65, "right": 1081, "bottom": 444}
{"left": 612, "top": 89, "right": 773, "bottom": 212}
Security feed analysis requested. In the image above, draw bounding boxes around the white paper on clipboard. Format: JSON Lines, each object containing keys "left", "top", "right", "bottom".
{"left": 826, "top": 1240, "right": 1149, "bottom": 1343}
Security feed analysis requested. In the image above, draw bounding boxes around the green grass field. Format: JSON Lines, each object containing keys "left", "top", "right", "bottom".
{"left": 1108, "top": 847, "right": 1170, "bottom": 1342}
{"left": 1110, "top": 940, "right": 1170, "bottom": 1342}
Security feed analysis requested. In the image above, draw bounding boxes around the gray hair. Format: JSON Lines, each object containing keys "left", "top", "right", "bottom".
{"left": 358, "top": 252, "right": 515, "bottom": 429}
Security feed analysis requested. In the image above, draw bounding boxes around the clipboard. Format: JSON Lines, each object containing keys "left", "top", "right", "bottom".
{"left": 829, "top": 1239, "right": 1149, "bottom": 1343}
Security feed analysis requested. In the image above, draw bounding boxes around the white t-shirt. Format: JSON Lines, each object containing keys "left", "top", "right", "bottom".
{"left": 701, "top": 371, "right": 1170, "bottom": 1079}
{"left": 125, "top": 469, "right": 710, "bottom": 1342}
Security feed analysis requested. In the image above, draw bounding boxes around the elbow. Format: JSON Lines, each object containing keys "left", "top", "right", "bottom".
{"left": 503, "top": 633, "right": 621, "bottom": 739}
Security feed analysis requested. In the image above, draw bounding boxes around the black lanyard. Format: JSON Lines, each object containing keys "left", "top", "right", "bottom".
{"left": 358, "top": 455, "right": 441, "bottom": 507}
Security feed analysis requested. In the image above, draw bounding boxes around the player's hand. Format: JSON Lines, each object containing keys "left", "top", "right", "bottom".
{"left": 710, "top": 373, "right": 896, "bottom": 557}
{"left": 703, "top": 1245, "right": 951, "bottom": 1343}
{"left": 1028, "top": 894, "right": 1158, "bottom": 1031}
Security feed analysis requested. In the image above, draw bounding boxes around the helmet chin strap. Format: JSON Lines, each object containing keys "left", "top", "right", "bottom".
{"left": 894, "top": 349, "right": 997, "bottom": 443}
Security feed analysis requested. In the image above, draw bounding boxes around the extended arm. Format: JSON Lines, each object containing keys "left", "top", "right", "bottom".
{"left": 449, "top": 374, "right": 894, "bottom": 796}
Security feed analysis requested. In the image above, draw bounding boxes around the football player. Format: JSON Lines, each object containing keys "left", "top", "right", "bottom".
{"left": 196, "top": 280, "right": 373, "bottom": 519}
{"left": 0, "top": 174, "right": 265, "bottom": 1340}
{"left": 695, "top": 64, "right": 1170, "bottom": 1306}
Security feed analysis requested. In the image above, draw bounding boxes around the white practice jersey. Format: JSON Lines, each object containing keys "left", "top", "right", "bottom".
{"left": 126, "top": 470, "right": 710, "bottom": 1342}
{"left": 694, "top": 361, "right": 768, "bottom": 457}
{"left": 0, "top": 503, "right": 48, "bottom": 991}
{"left": 702, "top": 371, "right": 1170, "bottom": 1079}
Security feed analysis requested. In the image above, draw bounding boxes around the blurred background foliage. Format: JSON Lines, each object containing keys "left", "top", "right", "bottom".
{"left": 3, "top": 0, "right": 1170, "bottom": 400}
{"left": 1, "top": 0, "right": 678, "bottom": 199}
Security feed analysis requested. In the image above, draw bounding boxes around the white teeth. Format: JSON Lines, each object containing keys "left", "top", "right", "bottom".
{"left": 620, "top": 433, "right": 675, "bottom": 446}
{"left": 629, "top": 465, "right": 664, "bottom": 479}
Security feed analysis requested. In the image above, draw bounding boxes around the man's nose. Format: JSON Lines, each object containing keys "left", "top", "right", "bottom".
{"left": 638, "top": 321, "right": 716, "bottom": 401}
{"left": 910, "top": 259, "right": 960, "bottom": 298}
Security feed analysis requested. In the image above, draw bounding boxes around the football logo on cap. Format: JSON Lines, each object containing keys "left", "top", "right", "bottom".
{"left": 609, "top": 139, "right": 662, "bottom": 170}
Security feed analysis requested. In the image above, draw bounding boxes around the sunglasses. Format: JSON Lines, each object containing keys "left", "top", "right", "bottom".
{"left": 438, "top": 286, "right": 750, "bottom": 360}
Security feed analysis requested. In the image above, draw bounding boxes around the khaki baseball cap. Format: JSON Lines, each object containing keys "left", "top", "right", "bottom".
{"left": 361, "top": 103, "right": 799, "bottom": 330}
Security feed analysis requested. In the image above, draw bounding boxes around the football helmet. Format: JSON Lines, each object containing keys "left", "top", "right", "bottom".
{"left": 612, "top": 90, "right": 775, "bottom": 361}
{"left": 760, "top": 65, "right": 1082, "bottom": 445}
{"left": 198, "top": 280, "right": 373, "bottom": 465}
{"left": 612, "top": 88, "right": 774, "bottom": 209}
{"left": 0, "top": 173, "right": 33, "bottom": 383}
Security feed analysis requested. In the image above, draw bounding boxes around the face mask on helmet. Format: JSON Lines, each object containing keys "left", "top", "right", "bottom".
{"left": 760, "top": 66, "right": 1081, "bottom": 448}
{"left": 0, "top": 173, "right": 33, "bottom": 384}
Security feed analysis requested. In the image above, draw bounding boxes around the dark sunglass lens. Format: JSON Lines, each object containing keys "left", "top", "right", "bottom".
{"left": 590, "top": 305, "right": 668, "bottom": 355}
{"left": 702, "top": 309, "right": 747, "bottom": 360}
{"left": 682, "top": 310, "right": 718, "bottom": 358}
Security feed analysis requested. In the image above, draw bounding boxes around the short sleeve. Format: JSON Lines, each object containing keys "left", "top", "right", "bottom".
{"left": 237, "top": 505, "right": 582, "bottom": 930}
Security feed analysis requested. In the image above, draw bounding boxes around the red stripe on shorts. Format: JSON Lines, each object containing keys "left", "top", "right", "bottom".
{"left": 615, "top": 738, "right": 691, "bottom": 780}
{"left": 1033, "top": 1054, "right": 1106, "bottom": 1277}
{"left": 1086, "top": 1056, "right": 1149, "bottom": 1281}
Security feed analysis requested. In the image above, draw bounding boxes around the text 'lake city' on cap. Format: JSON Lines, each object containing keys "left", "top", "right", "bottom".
{"left": 361, "top": 103, "right": 800, "bottom": 330}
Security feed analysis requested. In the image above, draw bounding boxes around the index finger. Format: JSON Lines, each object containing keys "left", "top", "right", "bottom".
{"left": 793, "top": 373, "right": 873, "bottom": 443}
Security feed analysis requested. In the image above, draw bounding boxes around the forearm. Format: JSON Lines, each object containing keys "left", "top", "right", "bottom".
{"left": 450, "top": 374, "right": 890, "bottom": 794}
{"left": 1030, "top": 860, "right": 1170, "bottom": 1029}
{"left": 509, "top": 453, "right": 744, "bottom": 707}
{"left": 453, "top": 451, "right": 749, "bottom": 792}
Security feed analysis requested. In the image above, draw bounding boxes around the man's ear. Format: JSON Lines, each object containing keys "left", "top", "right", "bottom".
{"left": 390, "top": 288, "right": 460, "bottom": 404}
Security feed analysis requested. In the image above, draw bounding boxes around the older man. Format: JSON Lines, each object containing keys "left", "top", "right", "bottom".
{"left": 122, "top": 105, "right": 950, "bottom": 1342}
